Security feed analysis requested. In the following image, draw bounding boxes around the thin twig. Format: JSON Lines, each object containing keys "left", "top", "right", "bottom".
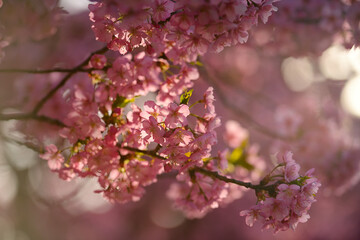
{"left": 209, "top": 67, "right": 277, "bottom": 108}
{"left": 0, "top": 68, "right": 95, "bottom": 74}
{"left": 32, "top": 46, "right": 108, "bottom": 114}
{"left": 121, "top": 146, "right": 276, "bottom": 192}
{"left": 121, "top": 146, "right": 167, "bottom": 160}
{"left": 199, "top": 63, "right": 294, "bottom": 141}
{"left": 0, "top": 113, "right": 66, "bottom": 127}
{"left": 194, "top": 167, "right": 276, "bottom": 192}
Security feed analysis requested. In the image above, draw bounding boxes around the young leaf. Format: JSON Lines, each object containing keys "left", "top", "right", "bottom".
{"left": 180, "top": 89, "right": 194, "bottom": 105}
{"left": 228, "top": 144, "right": 254, "bottom": 171}
{"left": 112, "top": 95, "right": 134, "bottom": 108}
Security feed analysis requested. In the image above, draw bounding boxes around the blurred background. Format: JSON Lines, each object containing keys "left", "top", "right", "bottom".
{"left": 1, "top": 0, "right": 360, "bottom": 239}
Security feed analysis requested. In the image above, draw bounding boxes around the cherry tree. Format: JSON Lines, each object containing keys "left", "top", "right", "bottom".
{"left": 0, "top": 0, "right": 359, "bottom": 239}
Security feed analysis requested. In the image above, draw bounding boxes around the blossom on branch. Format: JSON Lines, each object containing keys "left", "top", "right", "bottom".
{"left": 240, "top": 152, "right": 321, "bottom": 233}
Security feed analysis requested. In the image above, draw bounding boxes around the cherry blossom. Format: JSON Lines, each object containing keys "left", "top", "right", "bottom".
{"left": 164, "top": 103, "right": 190, "bottom": 128}
{"left": 224, "top": 120, "right": 249, "bottom": 148}
{"left": 0, "top": 0, "right": 334, "bottom": 236}
{"left": 39, "top": 144, "right": 65, "bottom": 170}
{"left": 240, "top": 152, "right": 321, "bottom": 233}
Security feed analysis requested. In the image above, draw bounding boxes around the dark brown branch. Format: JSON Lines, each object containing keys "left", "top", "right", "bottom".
{"left": 32, "top": 46, "right": 108, "bottom": 114}
{"left": 0, "top": 113, "right": 66, "bottom": 127}
{"left": 32, "top": 115, "right": 67, "bottom": 127}
{"left": 0, "top": 68, "right": 95, "bottom": 74}
{"left": 194, "top": 167, "right": 276, "bottom": 192}
{"left": 208, "top": 66, "right": 277, "bottom": 109}
{"left": 121, "top": 146, "right": 276, "bottom": 192}
{"left": 4, "top": 137, "right": 276, "bottom": 193}
{"left": 121, "top": 146, "right": 167, "bottom": 160}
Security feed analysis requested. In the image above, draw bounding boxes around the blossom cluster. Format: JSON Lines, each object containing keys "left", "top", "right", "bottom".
{"left": 85, "top": 0, "right": 281, "bottom": 106}
{"left": 38, "top": 1, "right": 281, "bottom": 207}
{"left": 167, "top": 165, "right": 229, "bottom": 218}
{"left": 220, "top": 120, "right": 267, "bottom": 204}
{"left": 90, "top": 0, "right": 279, "bottom": 59}
{"left": 273, "top": 100, "right": 360, "bottom": 196}
{"left": 201, "top": 40, "right": 360, "bottom": 197}
{"left": 240, "top": 152, "right": 321, "bottom": 233}
{"left": 40, "top": 85, "right": 222, "bottom": 205}
{"left": 30, "top": 0, "right": 322, "bottom": 231}
{"left": 1, "top": 0, "right": 326, "bottom": 234}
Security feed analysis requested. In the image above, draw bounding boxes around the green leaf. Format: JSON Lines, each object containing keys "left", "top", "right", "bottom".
{"left": 290, "top": 176, "right": 311, "bottom": 186}
{"left": 189, "top": 61, "right": 203, "bottom": 67}
{"left": 228, "top": 147, "right": 244, "bottom": 164}
{"left": 180, "top": 89, "right": 193, "bottom": 105}
{"left": 112, "top": 95, "right": 134, "bottom": 109}
{"left": 228, "top": 144, "right": 254, "bottom": 171}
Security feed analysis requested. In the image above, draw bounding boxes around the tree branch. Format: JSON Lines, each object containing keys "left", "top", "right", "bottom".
{"left": 121, "top": 146, "right": 167, "bottom": 160}
{"left": 0, "top": 113, "right": 66, "bottom": 127}
{"left": 0, "top": 68, "right": 95, "bottom": 74}
{"left": 121, "top": 146, "right": 276, "bottom": 192}
{"left": 193, "top": 167, "right": 276, "bottom": 192}
{"left": 32, "top": 46, "right": 108, "bottom": 114}
{"left": 199, "top": 63, "right": 295, "bottom": 141}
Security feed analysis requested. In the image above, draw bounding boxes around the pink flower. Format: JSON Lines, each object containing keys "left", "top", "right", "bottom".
{"left": 91, "top": 20, "right": 121, "bottom": 43}
{"left": 133, "top": 51, "right": 155, "bottom": 76}
{"left": 88, "top": 145, "right": 120, "bottom": 172}
{"left": 195, "top": 114, "right": 221, "bottom": 135}
{"left": 262, "top": 198, "right": 289, "bottom": 221}
{"left": 39, "top": 144, "right": 64, "bottom": 170}
{"left": 240, "top": 205, "right": 264, "bottom": 227}
{"left": 240, "top": 152, "right": 320, "bottom": 233}
{"left": 283, "top": 151, "right": 300, "bottom": 182}
{"left": 107, "top": 38, "right": 131, "bottom": 54}
{"left": 151, "top": 0, "right": 175, "bottom": 23}
{"left": 224, "top": 120, "right": 249, "bottom": 148}
{"left": 181, "top": 34, "right": 210, "bottom": 56}
{"left": 203, "top": 87, "right": 216, "bottom": 114}
{"left": 302, "top": 178, "right": 321, "bottom": 198}
{"left": 167, "top": 170, "right": 228, "bottom": 218}
{"left": 219, "top": 0, "right": 247, "bottom": 22}
{"left": 126, "top": 104, "right": 142, "bottom": 127}
{"left": 258, "top": 1, "right": 278, "bottom": 24}
{"left": 107, "top": 55, "right": 132, "bottom": 84}
{"left": 291, "top": 193, "right": 313, "bottom": 216}
{"left": 288, "top": 212, "right": 310, "bottom": 230}
{"left": 126, "top": 159, "right": 163, "bottom": 186}
{"left": 276, "top": 184, "right": 300, "bottom": 204}
{"left": 170, "top": 11, "right": 194, "bottom": 31}
{"left": 141, "top": 116, "right": 165, "bottom": 144}
{"left": 72, "top": 88, "right": 98, "bottom": 114}
{"left": 180, "top": 65, "right": 199, "bottom": 81}
{"left": 165, "top": 128, "right": 194, "bottom": 146}
{"left": 191, "top": 132, "right": 217, "bottom": 152}
{"left": 159, "top": 145, "right": 189, "bottom": 168}
{"left": 164, "top": 103, "right": 190, "bottom": 128}
{"left": 99, "top": 168, "right": 146, "bottom": 204}
{"left": 228, "top": 26, "right": 249, "bottom": 45}
{"left": 122, "top": 129, "right": 147, "bottom": 150}
{"left": 79, "top": 114, "right": 106, "bottom": 139}
{"left": 89, "top": 54, "right": 107, "bottom": 69}
{"left": 140, "top": 101, "right": 163, "bottom": 121}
